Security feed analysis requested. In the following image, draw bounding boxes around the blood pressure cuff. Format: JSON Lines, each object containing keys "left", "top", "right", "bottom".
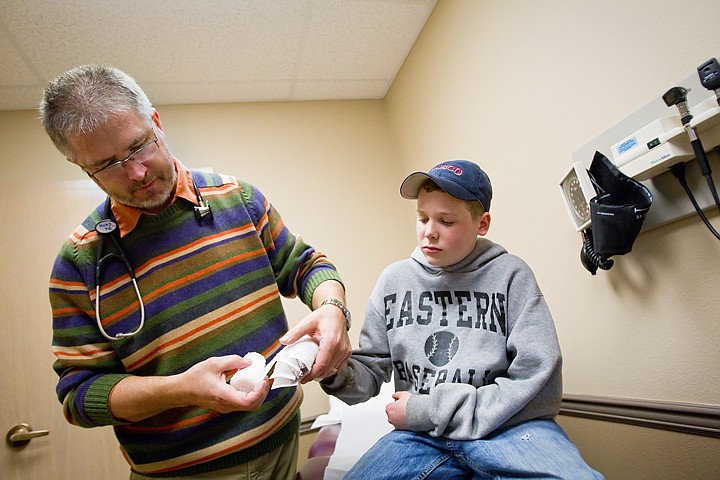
{"left": 588, "top": 151, "right": 653, "bottom": 256}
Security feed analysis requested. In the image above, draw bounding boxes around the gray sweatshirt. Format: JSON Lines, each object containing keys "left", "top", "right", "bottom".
{"left": 322, "top": 237, "right": 562, "bottom": 440}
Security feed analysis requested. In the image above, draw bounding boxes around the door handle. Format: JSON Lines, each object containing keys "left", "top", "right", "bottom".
{"left": 6, "top": 423, "right": 50, "bottom": 447}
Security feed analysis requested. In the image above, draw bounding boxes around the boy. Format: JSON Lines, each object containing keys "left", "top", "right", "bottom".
{"left": 321, "top": 160, "right": 603, "bottom": 479}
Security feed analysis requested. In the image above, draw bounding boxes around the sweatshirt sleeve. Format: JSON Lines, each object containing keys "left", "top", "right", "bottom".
{"left": 406, "top": 290, "right": 563, "bottom": 440}
{"left": 320, "top": 289, "right": 394, "bottom": 403}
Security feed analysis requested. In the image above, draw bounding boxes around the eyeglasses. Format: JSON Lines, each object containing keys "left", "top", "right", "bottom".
{"left": 85, "top": 126, "right": 159, "bottom": 181}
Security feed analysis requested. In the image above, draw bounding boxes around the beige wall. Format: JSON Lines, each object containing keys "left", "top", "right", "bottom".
{"left": 0, "top": 101, "right": 411, "bottom": 420}
{"left": 384, "top": 0, "right": 720, "bottom": 476}
{"left": 3, "top": 0, "right": 719, "bottom": 475}
{"left": 557, "top": 415, "right": 718, "bottom": 479}
{"left": 387, "top": 0, "right": 720, "bottom": 405}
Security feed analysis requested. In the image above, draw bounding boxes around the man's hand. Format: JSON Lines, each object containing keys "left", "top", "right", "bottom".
{"left": 280, "top": 281, "right": 352, "bottom": 382}
{"left": 109, "top": 355, "right": 271, "bottom": 422}
{"left": 179, "top": 355, "right": 271, "bottom": 413}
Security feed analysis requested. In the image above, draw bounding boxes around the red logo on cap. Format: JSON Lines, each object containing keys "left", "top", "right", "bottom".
{"left": 432, "top": 164, "right": 463, "bottom": 175}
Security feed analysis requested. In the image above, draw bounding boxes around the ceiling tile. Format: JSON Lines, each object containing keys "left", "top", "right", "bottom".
{"left": 0, "top": 22, "right": 39, "bottom": 85}
{"left": 299, "top": 0, "right": 436, "bottom": 80}
{"left": 147, "top": 81, "right": 294, "bottom": 106}
{"left": 293, "top": 79, "right": 390, "bottom": 100}
{"left": 0, "top": 0, "right": 436, "bottom": 110}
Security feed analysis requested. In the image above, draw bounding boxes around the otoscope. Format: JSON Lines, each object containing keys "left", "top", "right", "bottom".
{"left": 662, "top": 85, "right": 720, "bottom": 211}
{"left": 697, "top": 58, "right": 720, "bottom": 106}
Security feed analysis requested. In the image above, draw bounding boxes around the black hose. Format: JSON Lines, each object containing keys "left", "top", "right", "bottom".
{"left": 670, "top": 162, "right": 720, "bottom": 241}
{"left": 688, "top": 140, "right": 720, "bottom": 212}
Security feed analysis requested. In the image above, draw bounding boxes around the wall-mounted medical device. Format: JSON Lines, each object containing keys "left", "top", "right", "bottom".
{"left": 608, "top": 95, "right": 720, "bottom": 181}
{"left": 559, "top": 162, "right": 595, "bottom": 232}
{"left": 559, "top": 152, "right": 652, "bottom": 274}
{"left": 609, "top": 116, "right": 692, "bottom": 180}
{"left": 560, "top": 56, "right": 720, "bottom": 274}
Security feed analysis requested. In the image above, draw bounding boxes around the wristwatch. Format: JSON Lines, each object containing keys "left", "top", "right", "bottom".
{"left": 320, "top": 297, "right": 352, "bottom": 331}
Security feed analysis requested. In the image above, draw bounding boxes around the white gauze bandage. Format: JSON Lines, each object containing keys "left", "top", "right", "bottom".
{"left": 229, "top": 352, "right": 266, "bottom": 393}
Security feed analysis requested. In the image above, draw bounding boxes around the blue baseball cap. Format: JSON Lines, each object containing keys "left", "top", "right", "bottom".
{"left": 400, "top": 160, "right": 492, "bottom": 211}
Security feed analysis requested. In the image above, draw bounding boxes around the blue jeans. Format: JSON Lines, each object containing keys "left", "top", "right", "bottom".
{"left": 341, "top": 419, "right": 604, "bottom": 480}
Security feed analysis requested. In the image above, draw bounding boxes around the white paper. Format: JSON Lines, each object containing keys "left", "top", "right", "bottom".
{"left": 322, "top": 380, "right": 395, "bottom": 480}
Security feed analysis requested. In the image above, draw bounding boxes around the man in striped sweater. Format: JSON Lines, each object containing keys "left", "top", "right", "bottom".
{"left": 40, "top": 65, "right": 352, "bottom": 479}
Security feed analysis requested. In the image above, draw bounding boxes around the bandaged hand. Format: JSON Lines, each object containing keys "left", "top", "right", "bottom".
{"left": 229, "top": 336, "right": 320, "bottom": 392}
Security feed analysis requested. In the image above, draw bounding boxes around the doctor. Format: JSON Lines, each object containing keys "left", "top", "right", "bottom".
{"left": 40, "top": 64, "right": 351, "bottom": 480}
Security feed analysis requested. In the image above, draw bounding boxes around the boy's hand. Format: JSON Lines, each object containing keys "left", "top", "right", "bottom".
{"left": 386, "top": 391, "right": 411, "bottom": 430}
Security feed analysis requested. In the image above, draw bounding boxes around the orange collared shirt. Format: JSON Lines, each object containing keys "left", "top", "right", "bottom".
{"left": 111, "top": 159, "right": 199, "bottom": 237}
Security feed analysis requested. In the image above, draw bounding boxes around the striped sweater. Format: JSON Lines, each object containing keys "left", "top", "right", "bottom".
{"left": 49, "top": 170, "right": 342, "bottom": 476}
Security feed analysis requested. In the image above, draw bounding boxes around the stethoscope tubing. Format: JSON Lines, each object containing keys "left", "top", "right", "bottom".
{"left": 94, "top": 231, "right": 146, "bottom": 341}
{"left": 93, "top": 176, "right": 210, "bottom": 341}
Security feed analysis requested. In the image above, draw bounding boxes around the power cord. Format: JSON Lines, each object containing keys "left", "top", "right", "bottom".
{"left": 580, "top": 228, "right": 614, "bottom": 275}
{"left": 693, "top": 143, "right": 720, "bottom": 213}
{"left": 669, "top": 162, "right": 720, "bottom": 241}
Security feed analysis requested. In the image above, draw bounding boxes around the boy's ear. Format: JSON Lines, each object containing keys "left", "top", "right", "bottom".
{"left": 477, "top": 212, "right": 491, "bottom": 236}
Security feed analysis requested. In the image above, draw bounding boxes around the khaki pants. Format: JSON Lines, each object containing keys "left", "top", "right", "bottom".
{"left": 129, "top": 433, "right": 299, "bottom": 480}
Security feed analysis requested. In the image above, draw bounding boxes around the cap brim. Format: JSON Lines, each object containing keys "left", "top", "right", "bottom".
{"left": 399, "top": 172, "right": 431, "bottom": 199}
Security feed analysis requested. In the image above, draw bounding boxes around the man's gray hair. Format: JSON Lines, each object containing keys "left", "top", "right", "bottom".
{"left": 39, "top": 65, "right": 154, "bottom": 160}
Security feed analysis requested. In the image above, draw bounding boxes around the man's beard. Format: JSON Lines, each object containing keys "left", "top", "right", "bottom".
{"left": 99, "top": 150, "right": 178, "bottom": 211}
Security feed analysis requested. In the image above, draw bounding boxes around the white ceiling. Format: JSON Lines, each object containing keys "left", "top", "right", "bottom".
{"left": 0, "top": 0, "right": 436, "bottom": 111}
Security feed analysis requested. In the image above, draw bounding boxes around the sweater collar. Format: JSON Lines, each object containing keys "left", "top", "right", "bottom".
{"left": 111, "top": 158, "right": 198, "bottom": 237}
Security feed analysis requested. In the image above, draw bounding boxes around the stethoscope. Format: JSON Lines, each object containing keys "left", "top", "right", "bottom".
{"left": 93, "top": 178, "right": 212, "bottom": 341}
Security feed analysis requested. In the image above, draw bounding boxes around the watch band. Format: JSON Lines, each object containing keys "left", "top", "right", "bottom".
{"left": 320, "top": 297, "right": 351, "bottom": 331}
